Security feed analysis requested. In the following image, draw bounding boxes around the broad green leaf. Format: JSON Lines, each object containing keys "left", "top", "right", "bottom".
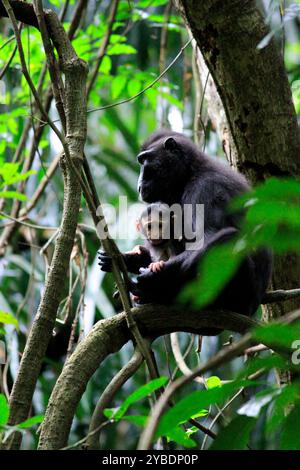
{"left": 48, "top": 0, "right": 61, "bottom": 6}
{"left": 267, "top": 383, "right": 300, "bottom": 433}
{"left": 253, "top": 322, "right": 300, "bottom": 349}
{"left": 137, "top": 0, "right": 168, "bottom": 6}
{"left": 231, "top": 178, "right": 300, "bottom": 211}
{"left": 105, "top": 376, "right": 167, "bottom": 420}
{"left": 111, "top": 75, "right": 127, "bottom": 99}
{"left": 210, "top": 416, "right": 256, "bottom": 450}
{"left": 0, "top": 311, "right": 18, "bottom": 329}
{"left": 107, "top": 44, "right": 137, "bottom": 56}
{"left": 0, "top": 394, "right": 9, "bottom": 427}
{"left": 206, "top": 376, "right": 222, "bottom": 389}
{"left": 99, "top": 56, "right": 112, "bottom": 75}
{"left": 0, "top": 162, "right": 20, "bottom": 181}
{"left": 127, "top": 79, "right": 142, "bottom": 96}
{"left": 122, "top": 415, "right": 148, "bottom": 426}
{"left": 156, "top": 380, "right": 253, "bottom": 438}
{"left": 17, "top": 415, "right": 44, "bottom": 429}
{"left": 0, "top": 191, "right": 27, "bottom": 201}
{"left": 237, "top": 354, "right": 287, "bottom": 380}
{"left": 5, "top": 169, "right": 36, "bottom": 186}
{"left": 179, "top": 241, "right": 242, "bottom": 308}
{"left": 166, "top": 427, "right": 196, "bottom": 448}
{"left": 280, "top": 403, "right": 300, "bottom": 450}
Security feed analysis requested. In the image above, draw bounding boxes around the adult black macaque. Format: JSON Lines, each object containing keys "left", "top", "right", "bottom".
{"left": 99, "top": 130, "right": 272, "bottom": 317}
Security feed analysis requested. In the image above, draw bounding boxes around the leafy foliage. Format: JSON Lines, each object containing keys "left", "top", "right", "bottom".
{"left": 1, "top": 0, "right": 300, "bottom": 451}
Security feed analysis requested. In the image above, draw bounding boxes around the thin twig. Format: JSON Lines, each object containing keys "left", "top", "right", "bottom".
{"left": 0, "top": 25, "right": 20, "bottom": 79}
{"left": 87, "top": 38, "right": 192, "bottom": 114}
{"left": 262, "top": 288, "right": 300, "bottom": 303}
{"left": 0, "top": 211, "right": 59, "bottom": 231}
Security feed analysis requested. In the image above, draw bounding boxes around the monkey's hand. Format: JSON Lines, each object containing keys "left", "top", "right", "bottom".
{"left": 148, "top": 261, "right": 165, "bottom": 272}
{"left": 130, "top": 262, "right": 181, "bottom": 304}
{"left": 126, "top": 245, "right": 147, "bottom": 256}
{"left": 98, "top": 246, "right": 152, "bottom": 275}
{"left": 98, "top": 250, "right": 113, "bottom": 272}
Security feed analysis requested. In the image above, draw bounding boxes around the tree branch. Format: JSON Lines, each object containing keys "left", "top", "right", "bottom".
{"left": 137, "top": 307, "right": 300, "bottom": 449}
{"left": 0, "top": 0, "right": 88, "bottom": 450}
{"left": 37, "top": 306, "right": 259, "bottom": 449}
{"left": 86, "top": 348, "right": 143, "bottom": 450}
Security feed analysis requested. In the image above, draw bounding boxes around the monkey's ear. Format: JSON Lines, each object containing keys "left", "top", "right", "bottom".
{"left": 136, "top": 220, "right": 141, "bottom": 232}
{"left": 164, "top": 137, "right": 178, "bottom": 151}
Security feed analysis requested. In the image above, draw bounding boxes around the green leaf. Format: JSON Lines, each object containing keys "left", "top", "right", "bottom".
{"left": 206, "top": 376, "right": 222, "bottom": 389}
{"left": 210, "top": 416, "right": 256, "bottom": 450}
{"left": 0, "top": 311, "right": 19, "bottom": 329}
{"left": 111, "top": 75, "right": 127, "bottom": 99}
{"left": 156, "top": 380, "right": 252, "bottom": 438}
{"left": 253, "top": 322, "right": 300, "bottom": 349}
{"left": 0, "top": 394, "right": 9, "bottom": 427}
{"left": 127, "top": 79, "right": 142, "bottom": 96}
{"left": 99, "top": 56, "right": 112, "bottom": 75}
{"left": 107, "top": 44, "right": 137, "bottom": 56}
{"left": 105, "top": 377, "right": 168, "bottom": 420}
{"left": 137, "top": 0, "right": 168, "bottom": 7}
{"left": 17, "top": 415, "right": 44, "bottom": 429}
{"left": 238, "top": 354, "right": 286, "bottom": 380}
{"left": 179, "top": 241, "right": 242, "bottom": 308}
{"left": 266, "top": 383, "right": 300, "bottom": 433}
{"left": 166, "top": 426, "right": 197, "bottom": 448}
{"left": 122, "top": 415, "right": 148, "bottom": 426}
{"left": 48, "top": 0, "right": 61, "bottom": 6}
{"left": 0, "top": 162, "right": 20, "bottom": 182}
{"left": 280, "top": 403, "right": 300, "bottom": 450}
{"left": 0, "top": 191, "right": 27, "bottom": 201}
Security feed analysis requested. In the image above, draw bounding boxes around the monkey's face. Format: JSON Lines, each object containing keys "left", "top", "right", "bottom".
{"left": 137, "top": 134, "right": 190, "bottom": 204}
{"left": 138, "top": 206, "right": 172, "bottom": 245}
{"left": 144, "top": 220, "right": 165, "bottom": 245}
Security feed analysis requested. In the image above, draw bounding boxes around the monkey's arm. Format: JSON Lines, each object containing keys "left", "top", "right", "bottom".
{"left": 98, "top": 246, "right": 152, "bottom": 275}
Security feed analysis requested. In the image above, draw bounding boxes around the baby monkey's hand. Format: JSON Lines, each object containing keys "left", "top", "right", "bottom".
{"left": 148, "top": 261, "right": 165, "bottom": 273}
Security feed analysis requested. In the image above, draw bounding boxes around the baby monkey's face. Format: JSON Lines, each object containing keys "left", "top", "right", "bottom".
{"left": 138, "top": 214, "right": 171, "bottom": 245}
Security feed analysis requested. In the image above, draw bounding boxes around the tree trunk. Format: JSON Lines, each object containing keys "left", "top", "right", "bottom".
{"left": 175, "top": 0, "right": 300, "bottom": 322}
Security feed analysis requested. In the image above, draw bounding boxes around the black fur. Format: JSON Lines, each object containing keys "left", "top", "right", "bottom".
{"left": 99, "top": 130, "right": 272, "bottom": 317}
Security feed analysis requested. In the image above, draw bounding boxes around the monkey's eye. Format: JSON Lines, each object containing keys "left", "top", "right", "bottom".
{"left": 137, "top": 149, "right": 154, "bottom": 164}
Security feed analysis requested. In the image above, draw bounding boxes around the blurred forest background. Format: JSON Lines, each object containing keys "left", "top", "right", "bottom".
{"left": 1, "top": 0, "right": 300, "bottom": 451}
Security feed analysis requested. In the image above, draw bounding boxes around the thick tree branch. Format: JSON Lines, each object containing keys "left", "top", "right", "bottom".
{"left": 37, "top": 306, "right": 258, "bottom": 449}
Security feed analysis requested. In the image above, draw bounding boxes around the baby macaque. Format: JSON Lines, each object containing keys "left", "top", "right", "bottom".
{"left": 129, "top": 202, "right": 182, "bottom": 273}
